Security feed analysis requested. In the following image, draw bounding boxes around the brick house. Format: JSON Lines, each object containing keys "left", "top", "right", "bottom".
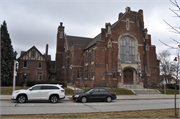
{"left": 56, "top": 7, "right": 160, "bottom": 88}
{"left": 17, "top": 45, "right": 56, "bottom": 82}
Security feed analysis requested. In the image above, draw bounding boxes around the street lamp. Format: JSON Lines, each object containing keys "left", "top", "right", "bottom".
{"left": 13, "top": 51, "right": 18, "bottom": 91}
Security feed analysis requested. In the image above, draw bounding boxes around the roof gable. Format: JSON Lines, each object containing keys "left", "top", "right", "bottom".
{"left": 111, "top": 12, "right": 144, "bottom": 34}
{"left": 18, "top": 46, "right": 47, "bottom": 61}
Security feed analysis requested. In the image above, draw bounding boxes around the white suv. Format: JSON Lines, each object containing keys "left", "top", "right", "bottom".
{"left": 12, "top": 84, "right": 65, "bottom": 103}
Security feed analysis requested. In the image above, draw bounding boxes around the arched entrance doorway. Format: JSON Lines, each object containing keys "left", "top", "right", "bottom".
{"left": 124, "top": 68, "right": 133, "bottom": 84}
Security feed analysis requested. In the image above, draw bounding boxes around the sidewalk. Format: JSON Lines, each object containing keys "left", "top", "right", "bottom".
{"left": 1, "top": 94, "right": 179, "bottom": 101}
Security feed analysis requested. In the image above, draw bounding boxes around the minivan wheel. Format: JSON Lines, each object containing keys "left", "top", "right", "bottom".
{"left": 106, "top": 96, "right": 112, "bottom": 102}
{"left": 81, "top": 97, "right": 87, "bottom": 103}
{"left": 50, "top": 95, "right": 58, "bottom": 103}
{"left": 17, "top": 95, "right": 26, "bottom": 103}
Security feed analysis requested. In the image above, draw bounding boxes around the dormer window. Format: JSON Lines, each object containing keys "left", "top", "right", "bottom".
{"left": 31, "top": 50, "right": 36, "bottom": 58}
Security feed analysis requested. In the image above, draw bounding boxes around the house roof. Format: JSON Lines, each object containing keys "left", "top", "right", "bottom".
{"left": 18, "top": 46, "right": 51, "bottom": 61}
{"left": 20, "top": 51, "right": 26, "bottom": 56}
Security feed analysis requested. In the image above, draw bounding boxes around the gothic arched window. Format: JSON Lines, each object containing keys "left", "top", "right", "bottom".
{"left": 120, "top": 36, "right": 135, "bottom": 62}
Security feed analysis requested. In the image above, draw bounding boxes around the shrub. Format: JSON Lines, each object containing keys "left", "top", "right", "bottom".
{"left": 166, "top": 84, "right": 179, "bottom": 89}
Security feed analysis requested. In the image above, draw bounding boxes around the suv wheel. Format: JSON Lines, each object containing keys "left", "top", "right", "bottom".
{"left": 50, "top": 95, "right": 58, "bottom": 103}
{"left": 106, "top": 96, "right": 112, "bottom": 102}
{"left": 81, "top": 97, "right": 87, "bottom": 103}
{"left": 17, "top": 95, "right": 26, "bottom": 103}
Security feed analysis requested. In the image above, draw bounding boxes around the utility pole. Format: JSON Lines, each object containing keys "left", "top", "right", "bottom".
{"left": 13, "top": 51, "right": 18, "bottom": 91}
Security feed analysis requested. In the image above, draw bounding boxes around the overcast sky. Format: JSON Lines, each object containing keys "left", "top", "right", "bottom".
{"left": 1, "top": 0, "right": 179, "bottom": 60}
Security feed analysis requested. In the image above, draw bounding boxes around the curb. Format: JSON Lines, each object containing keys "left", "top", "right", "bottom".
{"left": 1, "top": 98, "right": 179, "bottom": 101}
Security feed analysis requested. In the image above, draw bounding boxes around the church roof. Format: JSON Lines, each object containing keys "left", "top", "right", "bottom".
{"left": 65, "top": 7, "right": 144, "bottom": 51}
{"left": 85, "top": 33, "right": 105, "bottom": 50}
{"left": 65, "top": 33, "right": 105, "bottom": 50}
{"left": 65, "top": 35, "right": 92, "bottom": 50}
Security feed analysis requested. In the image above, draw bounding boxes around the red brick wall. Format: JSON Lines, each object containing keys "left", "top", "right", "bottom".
{"left": 18, "top": 60, "right": 48, "bottom": 81}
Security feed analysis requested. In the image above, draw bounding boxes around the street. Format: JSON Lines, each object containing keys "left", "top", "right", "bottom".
{"left": 1, "top": 99, "right": 180, "bottom": 115}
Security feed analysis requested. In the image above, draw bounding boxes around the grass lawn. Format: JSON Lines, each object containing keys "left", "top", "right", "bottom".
{"left": 158, "top": 89, "right": 180, "bottom": 94}
{"left": 1, "top": 109, "right": 179, "bottom": 118}
{"left": 0, "top": 86, "right": 73, "bottom": 95}
{"left": 108, "top": 88, "right": 135, "bottom": 95}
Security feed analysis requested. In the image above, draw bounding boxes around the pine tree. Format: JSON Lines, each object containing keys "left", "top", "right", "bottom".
{"left": 1, "top": 21, "right": 15, "bottom": 86}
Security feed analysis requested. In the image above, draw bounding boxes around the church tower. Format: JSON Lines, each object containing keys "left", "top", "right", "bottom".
{"left": 56, "top": 22, "right": 65, "bottom": 81}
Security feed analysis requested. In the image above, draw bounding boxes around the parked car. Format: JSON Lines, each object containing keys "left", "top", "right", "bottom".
{"left": 72, "top": 88, "right": 116, "bottom": 103}
{"left": 12, "top": 84, "right": 65, "bottom": 103}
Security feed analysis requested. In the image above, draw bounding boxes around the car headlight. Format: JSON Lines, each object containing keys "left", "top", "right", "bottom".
{"left": 75, "top": 95, "right": 79, "bottom": 98}
{"left": 15, "top": 91, "right": 20, "bottom": 94}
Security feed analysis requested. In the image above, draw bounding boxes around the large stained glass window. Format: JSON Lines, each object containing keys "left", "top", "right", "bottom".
{"left": 120, "top": 36, "right": 135, "bottom": 62}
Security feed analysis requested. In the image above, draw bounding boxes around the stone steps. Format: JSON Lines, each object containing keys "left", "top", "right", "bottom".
{"left": 132, "top": 89, "right": 161, "bottom": 94}
{"left": 121, "top": 85, "right": 161, "bottom": 94}
{"left": 121, "top": 85, "right": 144, "bottom": 89}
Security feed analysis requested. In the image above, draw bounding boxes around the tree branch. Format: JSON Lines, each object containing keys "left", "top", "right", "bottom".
{"left": 159, "top": 40, "right": 178, "bottom": 49}
{"left": 163, "top": 19, "right": 180, "bottom": 34}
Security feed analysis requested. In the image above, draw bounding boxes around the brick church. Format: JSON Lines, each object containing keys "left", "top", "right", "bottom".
{"left": 18, "top": 7, "right": 160, "bottom": 88}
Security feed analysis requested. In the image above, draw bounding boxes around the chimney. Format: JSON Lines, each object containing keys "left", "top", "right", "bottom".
{"left": 46, "top": 44, "right": 48, "bottom": 56}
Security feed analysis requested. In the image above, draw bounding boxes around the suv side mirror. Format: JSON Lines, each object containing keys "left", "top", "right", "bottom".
{"left": 29, "top": 88, "right": 32, "bottom": 91}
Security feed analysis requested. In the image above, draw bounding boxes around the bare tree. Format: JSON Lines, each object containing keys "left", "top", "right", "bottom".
{"left": 170, "top": 48, "right": 180, "bottom": 117}
{"left": 159, "top": 0, "right": 180, "bottom": 49}
{"left": 158, "top": 50, "right": 173, "bottom": 83}
{"left": 159, "top": 0, "right": 180, "bottom": 117}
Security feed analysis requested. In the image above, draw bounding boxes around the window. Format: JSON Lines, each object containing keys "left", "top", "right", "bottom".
{"left": 120, "top": 36, "right": 135, "bottom": 62}
{"left": 92, "top": 89, "right": 99, "bottom": 93}
{"left": 85, "top": 70, "right": 88, "bottom": 78}
{"left": 49, "top": 65, "right": 51, "bottom": 69}
{"left": 52, "top": 75, "right": 55, "bottom": 80}
{"left": 113, "top": 71, "right": 117, "bottom": 78}
{"left": 77, "top": 70, "right": 81, "bottom": 78}
{"left": 71, "top": 54, "right": 72, "bottom": 65}
{"left": 41, "top": 86, "right": 59, "bottom": 90}
{"left": 32, "top": 86, "right": 41, "bottom": 90}
{"left": 23, "top": 61, "right": 27, "bottom": 68}
{"left": 91, "top": 69, "right": 93, "bottom": 78}
{"left": 37, "top": 72, "right": 42, "bottom": 80}
{"left": 100, "top": 89, "right": 108, "bottom": 92}
{"left": 92, "top": 50, "right": 94, "bottom": 62}
{"left": 38, "top": 62, "right": 42, "bottom": 68}
{"left": 86, "top": 52, "right": 88, "bottom": 64}
{"left": 103, "top": 72, "right": 105, "bottom": 79}
{"left": 31, "top": 50, "right": 36, "bottom": 58}
{"left": 53, "top": 65, "right": 55, "bottom": 69}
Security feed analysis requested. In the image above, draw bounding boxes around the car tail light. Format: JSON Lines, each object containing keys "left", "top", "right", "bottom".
{"left": 114, "top": 93, "right": 116, "bottom": 95}
{"left": 61, "top": 90, "right": 65, "bottom": 92}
